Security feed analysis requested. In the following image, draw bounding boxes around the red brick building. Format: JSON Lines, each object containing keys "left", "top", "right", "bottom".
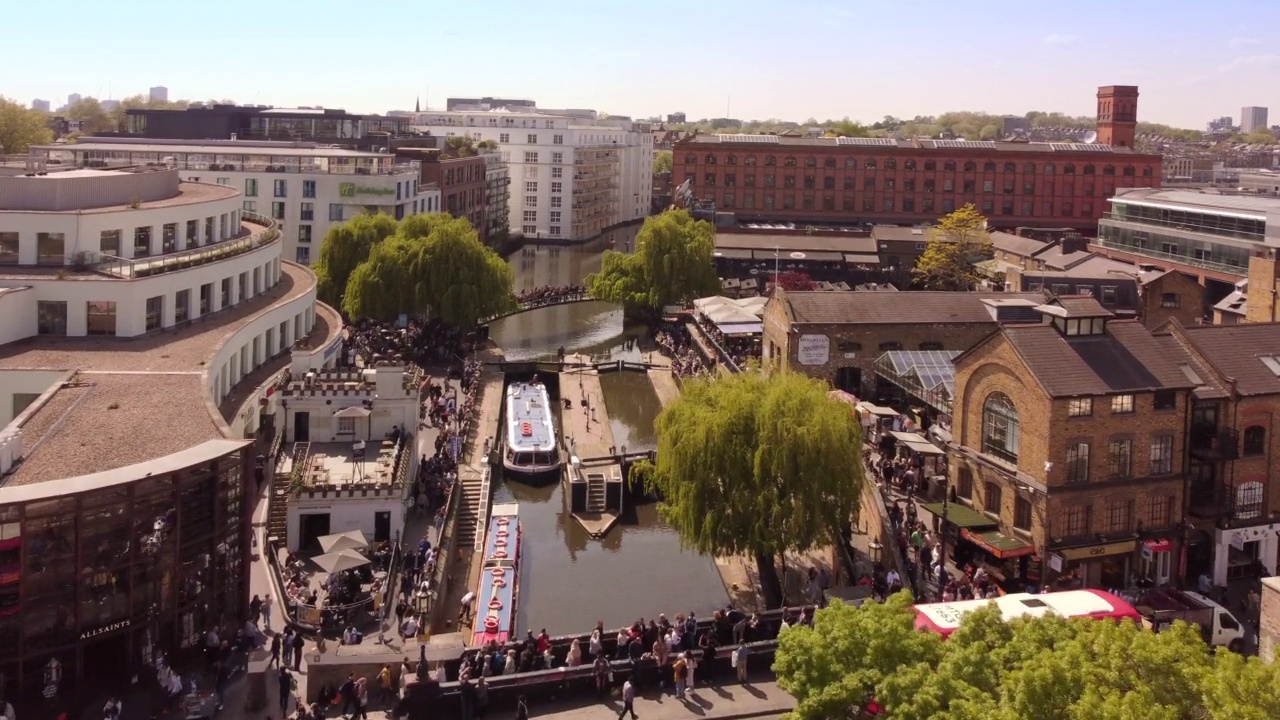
{"left": 394, "top": 148, "right": 488, "bottom": 239}
{"left": 673, "top": 87, "right": 1161, "bottom": 233}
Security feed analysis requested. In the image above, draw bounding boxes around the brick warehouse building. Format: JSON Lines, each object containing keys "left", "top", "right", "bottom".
{"left": 673, "top": 86, "right": 1161, "bottom": 233}
{"left": 393, "top": 147, "right": 489, "bottom": 240}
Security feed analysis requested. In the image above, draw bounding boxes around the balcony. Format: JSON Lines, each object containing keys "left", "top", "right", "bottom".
{"left": 94, "top": 212, "right": 279, "bottom": 279}
{"left": 1090, "top": 237, "right": 1248, "bottom": 277}
{"left": 1189, "top": 426, "right": 1239, "bottom": 462}
{"left": 69, "top": 155, "right": 420, "bottom": 177}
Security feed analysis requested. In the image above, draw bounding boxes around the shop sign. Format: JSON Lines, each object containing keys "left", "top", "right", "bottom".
{"left": 80, "top": 618, "right": 131, "bottom": 641}
{"left": 1048, "top": 553, "right": 1063, "bottom": 572}
{"left": 339, "top": 182, "right": 396, "bottom": 198}
{"left": 1057, "top": 540, "right": 1137, "bottom": 562}
{"left": 797, "top": 334, "right": 830, "bottom": 366}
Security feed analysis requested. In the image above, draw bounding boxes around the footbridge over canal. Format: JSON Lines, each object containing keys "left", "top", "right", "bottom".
{"left": 479, "top": 291, "right": 595, "bottom": 325}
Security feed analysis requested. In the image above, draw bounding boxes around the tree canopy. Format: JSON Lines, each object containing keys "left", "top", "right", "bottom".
{"left": 0, "top": 97, "right": 53, "bottom": 154}
{"left": 911, "top": 204, "right": 993, "bottom": 291}
{"left": 314, "top": 212, "right": 399, "bottom": 307}
{"left": 64, "top": 98, "right": 115, "bottom": 135}
{"left": 637, "top": 370, "right": 865, "bottom": 607}
{"left": 585, "top": 209, "right": 720, "bottom": 315}
{"left": 340, "top": 213, "right": 514, "bottom": 327}
{"left": 652, "top": 149, "right": 673, "bottom": 175}
{"left": 775, "top": 596, "right": 1280, "bottom": 720}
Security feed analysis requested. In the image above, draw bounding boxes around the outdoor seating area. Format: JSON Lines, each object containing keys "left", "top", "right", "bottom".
{"left": 277, "top": 530, "right": 398, "bottom": 638}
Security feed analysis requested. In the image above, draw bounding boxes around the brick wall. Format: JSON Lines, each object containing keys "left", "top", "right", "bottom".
{"left": 1141, "top": 271, "right": 1205, "bottom": 330}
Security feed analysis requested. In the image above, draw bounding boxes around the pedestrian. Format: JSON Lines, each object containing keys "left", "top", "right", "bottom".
{"left": 269, "top": 633, "right": 281, "bottom": 668}
{"left": 292, "top": 632, "right": 305, "bottom": 671}
{"left": 355, "top": 676, "right": 369, "bottom": 720}
{"left": 379, "top": 664, "right": 394, "bottom": 704}
{"left": 459, "top": 590, "right": 476, "bottom": 626}
{"left": 249, "top": 594, "right": 263, "bottom": 625}
{"left": 733, "top": 644, "right": 749, "bottom": 684}
{"left": 475, "top": 676, "right": 489, "bottom": 719}
{"left": 282, "top": 629, "right": 294, "bottom": 668}
{"left": 593, "top": 655, "right": 610, "bottom": 697}
{"left": 261, "top": 594, "right": 274, "bottom": 631}
{"left": 618, "top": 678, "right": 638, "bottom": 720}
{"left": 339, "top": 674, "right": 358, "bottom": 718}
{"left": 277, "top": 668, "right": 292, "bottom": 718}
{"left": 699, "top": 630, "right": 718, "bottom": 686}
{"left": 673, "top": 654, "right": 688, "bottom": 699}
{"left": 514, "top": 695, "right": 529, "bottom": 720}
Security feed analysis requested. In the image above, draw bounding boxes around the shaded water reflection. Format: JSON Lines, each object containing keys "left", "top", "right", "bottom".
{"left": 487, "top": 230, "right": 727, "bottom": 635}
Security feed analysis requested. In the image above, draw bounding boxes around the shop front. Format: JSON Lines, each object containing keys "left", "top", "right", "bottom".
{"left": 960, "top": 528, "right": 1038, "bottom": 590}
{"left": 1137, "top": 538, "right": 1175, "bottom": 588}
{"left": 1048, "top": 539, "right": 1138, "bottom": 590}
{"left": 1211, "top": 522, "right": 1280, "bottom": 586}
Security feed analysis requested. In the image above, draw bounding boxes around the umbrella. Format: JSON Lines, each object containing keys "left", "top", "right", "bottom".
{"left": 313, "top": 549, "right": 370, "bottom": 574}
{"left": 318, "top": 530, "right": 369, "bottom": 554}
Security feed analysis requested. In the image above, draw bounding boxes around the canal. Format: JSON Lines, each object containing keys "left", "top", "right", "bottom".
{"left": 485, "top": 230, "right": 729, "bottom": 635}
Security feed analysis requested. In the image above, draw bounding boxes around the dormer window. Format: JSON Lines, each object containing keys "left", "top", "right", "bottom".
{"left": 1052, "top": 316, "right": 1106, "bottom": 336}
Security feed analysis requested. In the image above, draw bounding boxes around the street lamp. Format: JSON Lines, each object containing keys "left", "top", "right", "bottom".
{"left": 869, "top": 539, "right": 883, "bottom": 565}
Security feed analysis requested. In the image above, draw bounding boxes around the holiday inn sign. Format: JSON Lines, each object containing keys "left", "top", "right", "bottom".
{"left": 339, "top": 182, "right": 396, "bottom": 198}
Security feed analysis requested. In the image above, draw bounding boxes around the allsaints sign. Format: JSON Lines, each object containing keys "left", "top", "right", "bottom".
{"left": 80, "top": 619, "right": 131, "bottom": 641}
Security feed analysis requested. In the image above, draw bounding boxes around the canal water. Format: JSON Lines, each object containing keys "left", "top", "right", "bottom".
{"left": 486, "top": 231, "right": 729, "bottom": 635}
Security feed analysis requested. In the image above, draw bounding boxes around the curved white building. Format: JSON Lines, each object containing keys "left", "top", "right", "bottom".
{"left": 0, "top": 159, "right": 345, "bottom": 694}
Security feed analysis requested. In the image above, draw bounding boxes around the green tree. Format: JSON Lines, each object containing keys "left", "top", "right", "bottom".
{"left": 0, "top": 97, "right": 53, "bottom": 153}
{"left": 313, "top": 212, "right": 399, "bottom": 307}
{"left": 341, "top": 213, "right": 514, "bottom": 327}
{"left": 638, "top": 370, "right": 865, "bottom": 607}
{"left": 442, "top": 135, "right": 478, "bottom": 158}
{"left": 911, "top": 204, "right": 993, "bottom": 291}
{"left": 652, "top": 149, "right": 673, "bottom": 175}
{"left": 65, "top": 98, "right": 114, "bottom": 135}
{"left": 828, "top": 119, "right": 871, "bottom": 138}
{"left": 585, "top": 209, "right": 719, "bottom": 316}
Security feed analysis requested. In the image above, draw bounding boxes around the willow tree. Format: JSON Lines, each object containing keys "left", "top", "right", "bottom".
{"left": 341, "top": 214, "right": 514, "bottom": 327}
{"left": 586, "top": 209, "right": 720, "bottom": 316}
{"left": 638, "top": 370, "right": 864, "bottom": 607}
{"left": 313, "top": 212, "right": 398, "bottom": 307}
{"left": 911, "top": 203, "right": 994, "bottom": 291}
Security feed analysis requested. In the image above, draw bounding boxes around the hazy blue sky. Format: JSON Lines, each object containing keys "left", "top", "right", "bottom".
{"left": 8, "top": 0, "right": 1277, "bottom": 129}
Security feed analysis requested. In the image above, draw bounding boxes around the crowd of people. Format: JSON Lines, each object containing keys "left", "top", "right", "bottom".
{"left": 345, "top": 317, "right": 472, "bottom": 368}
{"left": 692, "top": 314, "right": 759, "bottom": 370}
{"left": 654, "top": 323, "right": 709, "bottom": 379}
{"left": 516, "top": 284, "right": 586, "bottom": 304}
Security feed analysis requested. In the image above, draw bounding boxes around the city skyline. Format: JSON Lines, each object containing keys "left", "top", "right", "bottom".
{"left": 6, "top": 0, "right": 1280, "bottom": 129}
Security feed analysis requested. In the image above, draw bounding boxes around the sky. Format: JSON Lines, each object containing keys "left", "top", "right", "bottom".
{"left": 6, "top": 0, "right": 1279, "bottom": 130}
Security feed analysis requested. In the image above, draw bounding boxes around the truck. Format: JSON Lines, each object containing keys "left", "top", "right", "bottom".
{"left": 1135, "top": 588, "right": 1245, "bottom": 652}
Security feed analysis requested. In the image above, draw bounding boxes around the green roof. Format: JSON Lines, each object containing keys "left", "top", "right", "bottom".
{"left": 919, "top": 502, "right": 997, "bottom": 529}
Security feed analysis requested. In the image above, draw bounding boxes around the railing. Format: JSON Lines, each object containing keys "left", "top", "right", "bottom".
{"left": 1090, "top": 238, "right": 1249, "bottom": 276}
{"left": 71, "top": 156, "right": 420, "bottom": 177}
{"left": 94, "top": 212, "right": 279, "bottom": 279}
{"left": 420, "top": 474, "right": 463, "bottom": 623}
{"left": 1100, "top": 211, "right": 1265, "bottom": 243}
{"left": 479, "top": 292, "right": 591, "bottom": 323}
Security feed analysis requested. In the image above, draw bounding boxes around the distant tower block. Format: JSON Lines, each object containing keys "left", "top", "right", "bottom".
{"left": 1096, "top": 86, "right": 1139, "bottom": 148}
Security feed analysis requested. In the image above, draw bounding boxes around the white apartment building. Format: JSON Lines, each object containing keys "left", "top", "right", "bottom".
{"left": 1242, "top": 106, "right": 1270, "bottom": 134}
{"left": 35, "top": 138, "right": 441, "bottom": 266}
{"left": 411, "top": 108, "right": 652, "bottom": 240}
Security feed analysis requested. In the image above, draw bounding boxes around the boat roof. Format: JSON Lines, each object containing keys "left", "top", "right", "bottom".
{"left": 483, "top": 505, "right": 520, "bottom": 566}
{"left": 507, "top": 382, "right": 556, "bottom": 452}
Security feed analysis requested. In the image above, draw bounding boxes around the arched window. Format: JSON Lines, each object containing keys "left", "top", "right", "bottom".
{"left": 804, "top": 156, "right": 817, "bottom": 167}
{"left": 964, "top": 161, "right": 976, "bottom": 172}
{"left": 705, "top": 154, "right": 717, "bottom": 165}
{"left": 884, "top": 158, "right": 897, "bottom": 170}
{"left": 983, "top": 161, "right": 996, "bottom": 172}
{"left": 784, "top": 156, "right": 797, "bottom": 167}
{"left": 744, "top": 155, "right": 757, "bottom": 166}
{"left": 1023, "top": 162, "right": 1036, "bottom": 173}
{"left": 1003, "top": 162, "right": 1016, "bottom": 173}
{"left": 1064, "top": 164, "right": 1076, "bottom": 175}
{"left": 982, "top": 392, "right": 1020, "bottom": 463}
{"left": 726, "top": 155, "right": 737, "bottom": 166}
{"left": 1083, "top": 165, "right": 1096, "bottom": 175}
{"left": 944, "top": 161, "right": 956, "bottom": 172}
{"left": 1044, "top": 163, "right": 1056, "bottom": 175}
{"left": 1243, "top": 425, "right": 1266, "bottom": 455}
{"left": 1236, "top": 481, "right": 1264, "bottom": 519}
{"left": 764, "top": 155, "right": 777, "bottom": 166}
{"left": 824, "top": 157, "right": 836, "bottom": 168}
{"left": 1103, "top": 165, "right": 1116, "bottom": 176}
{"left": 905, "top": 159, "right": 917, "bottom": 171}
{"left": 924, "top": 160, "right": 936, "bottom": 171}
{"left": 1123, "top": 165, "right": 1136, "bottom": 176}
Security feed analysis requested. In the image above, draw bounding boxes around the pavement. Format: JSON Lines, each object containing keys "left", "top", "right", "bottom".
{"left": 517, "top": 676, "right": 794, "bottom": 720}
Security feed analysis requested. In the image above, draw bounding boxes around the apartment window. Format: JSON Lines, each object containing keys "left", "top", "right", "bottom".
{"left": 245, "top": 178, "right": 258, "bottom": 197}
{"left": 1104, "top": 500, "right": 1132, "bottom": 534}
{"left": 145, "top": 296, "right": 163, "bottom": 332}
{"left": 199, "top": 284, "right": 212, "bottom": 315}
{"left": 1000, "top": 200, "right": 1013, "bottom": 215}
{"left": 963, "top": 161, "right": 976, "bottom": 172}
{"left": 523, "top": 210, "right": 537, "bottom": 223}
{"left": 923, "top": 179, "right": 935, "bottom": 192}
{"left": 903, "top": 198, "right": 915, "bottom": 212}
{"left": 884, "top": 178, "right": 895, "bottom": 191}
{"left": 1149, "top": 434, "right": 1174, "bottom": 475}
{"left": 1066, "top": 441, "right": 1090, "bottom": 483}
{"left": 746, "top": 175, "right": 756, "bottom": 187}
{"left": 500, "top": 133, "right": 510, "bottom": 143}
{"left": 161, "top": 223, "right": 177, "bottom": 254}
{"left": 204, "top": 217, "right": 214, "bottom": 243}
{"left": 1067, "top": 398, "right": 1092, "bottom": 417}
{"left": 522, "top": 224, "right": 537, "bottom": 235}
{"left": 864, "top": 177, "right": 875, "bottom": 191}
{"left": 295, "top": 246, "right": 310, "bottom": 264}
{"left": 551, "top": 167, "right": 563, "bottom": 179}
{"left": 1243, "top": 426, "right": 1266, "bottom": 456}
{"left": 1108, "top": 439, "right": 1132, "bottom": 477}
{"left": 527, "top": 134, "right": 538, "bottom": 144}
{"left": 296, "top": 202, "right": 314, "bottom": 221}
{"left": 1236, "top": 482, "right": 1264, "bottom": 520}
{"left": 524, "top": 152, "right": 539, "bottom": 163}
{"left": 942, "top": 199, "right": 954, "bottom": 212}
{"left": 273, "top": 179, "right": 287, "bottom": 197}
{"left": 765, "top": 155, "right": 776, "bottom": 166}
{"left": 1111, "top": 395, "right": 1134, "bottom": 414}
{"left": 1022, "top": 201, "right": 1034, "bottom": 215}
{"left": 271, "top": 202, "right": 286, "bottom": 220}
{"left": 550, "top": 211, "right": 561, "bottom": 223}
{"left": 220, "top": 277, "right": 231, "bottom": 308}
{"left": 553, "top": 134, "right": 564, "bottom": 145}
{"left": 329, "top": 204, "right": 344, "bottom": 222}
{"left": 982, "top": 180, "right": 994, "bottom": 193}
{"left": 823, "top": 176, "right": 835, "bottom": 190}
{"left": 1161, "top": 293, "right": 1180, "bottom": 308}
{"left": 918, "top": 341, "right": 943, "bottom": 351}
{"left": 133, "top": 227, "right": 152, "bottom": 257}
{"left": 981, "top": 200, "right": 993, "bottom": 214}
{"left": 1153, "top": 390, "right": 1176, "bottom": 411}
{"left": 1013, "top": 496, "right": 1032, "bottom": 531}
{"left": 302, "top": 180, "right": 316, "bottom": 198}
{"left": 922, "top": 198, "right": 934, "bottom": 212}
{"left": 943, "top": 179, "right": 954, "bottom": 192}
{"left": 243, "top": 200, "right": 257, "bottom": 213}
{"left": 784, "top": 195, "right": 795, "bottom": 209}
{"left": 983, "top": 481, "right": 1002, "bottom": 515}
{"left": 525, "top": 181, "right": 538, "bottom": 193}
{"left": 549, "top": 226, "right": 561, "bottom": 236}
{"left": 964, "top": 180, "right": 976, "bottom": 193}
{"left": 525, "top": 195, "right": 537, "bottom": 207}
{"left": 550, "top": 196, "right": 562, "bottom": 208}
{"left": 298, "top": 225, "right": 313, "bottom": 244}
{"left": 1064, "top": 505, "right": 1090, "bottom": 537}
{"left": 882, "top": 198, "right": 893, "bottom": 212}
{"left": 724, "top": 192, "right": 736, "bottom": 209}
{"left": 1044, "top": 164, "right": 1056, "bottom": 175}
{"left": 551, "top": 152, "right": 563, "bottom": 164}
{"left": 174, "top": 289, "right": 190, "bottom": 323}
{"left": 764, "top": 174, "right": 776, "bottom": 187}
{"left": 524, "top": 166, "right": 538, "bottom": 178}
{"left": 982, "top": 392, "right": 1020, "bottom": 463}
{"left": 802, "top": 196, "right": 814, "bottom": 210}
{"left": 36, "top": 301, "right": 67, "bottom": 336}
{"left": 238, "top": 272, "right": 248, "bottom": 302}
{"left": 217, "top": 177, "right": 229, "bottom": 185}
{"left": 864, "top": 158, "right": 876, "bottom": 169}
{"left": 924, "top": 160, "right": 936, "bottom": 171}
{"left": 0, "top": 232, "right": 18, "bottom": 264}
{"left": 94, "top": 229, "right": 120, "bottom": 257}
{"left": 86, "top": 301, "right": 116, "bottom": 336}
{"left": 1148, "top": 495, "right": 1171, "bottom": 527}
{"left": 36, "top": 232, "right": 65, "bottom": 265}
{"left": 764, "top": 194, "right": 774, "bottom": 209}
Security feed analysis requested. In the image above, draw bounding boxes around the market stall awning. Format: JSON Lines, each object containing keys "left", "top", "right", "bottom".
{"left": 919, "top": 502, "right": 997, "bottom": 529}
{"left": 961, "top": 528, "right": 1036, "bottom": 559}
{"left": 718, "top": 322, "right": 763, "bottom": 336}
{"left": 903, "top": 439, "right": 945, "bottom": 455}
{"left": 844, "top": 253, "right": 882, "bottom": 265}
{"left": 856, "top": 402, "right": 898, "bottom": 416}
